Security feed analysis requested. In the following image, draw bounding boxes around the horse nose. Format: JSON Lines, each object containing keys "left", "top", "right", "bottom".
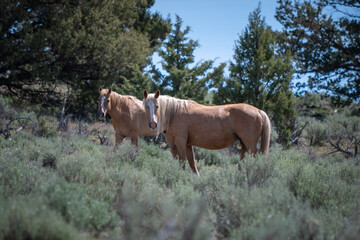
{"left": 99, "top": 112, "right": 105, "bottom": 120}
{"left": 149, "top": 121, "right": 157, "bottom": 129}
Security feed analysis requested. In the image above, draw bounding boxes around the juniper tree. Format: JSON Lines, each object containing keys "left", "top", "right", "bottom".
{"left": 214, "top": 5, "right": 295, "bottom": 146}
{"left": 276, "top": 0, "right": 360, "bottom": 103}
{"left": 0, "top": 0, "right": 170, "bottom": 118}
{"left": 151, "top": 15, "right": 225, "bottom": 103}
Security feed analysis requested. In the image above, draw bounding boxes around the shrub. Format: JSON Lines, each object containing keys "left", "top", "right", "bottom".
{"left": 115, "top": 166, "right": 211, "bottom": 240}
{"left": 0, "top": 151, "right": 52, "bottom": 198}
{"left": 285, "top": 154, "right": 360, "bottom": 215}
{"left": 1, "top": 112, "right": 360, "bottom": 240}
{"left": 43, "top": 178, "right": 118, "bottom": 234}
{"left": 237, "top": 154, "right": 276, "bottom": 187}
{"left": 0, "top": 196, "right": 80, "bottom": 240}
{"left": 304, "top": 118, "right": 327, "bottom": 146}
{"left": 195, "top": 147, "right": 222, "bottom": 166}
{"left": 326, "top": 109, "right": 360, "bottom": 157}
{"left": 35, "top": 116, "right": 58, "bottom": 138}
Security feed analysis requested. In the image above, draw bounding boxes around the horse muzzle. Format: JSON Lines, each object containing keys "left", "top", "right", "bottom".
{"left": 99, "top": 111, "right": 105, "bottom": 120}
{"left": 149, "top": 121, "right": 157, "bottom": 129}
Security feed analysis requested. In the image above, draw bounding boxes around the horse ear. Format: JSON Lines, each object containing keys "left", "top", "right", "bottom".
{"left": 108, "top": 87, "right": 112, "bottom": 94}
{"left": 98, "top": 86, "right": 102, "bottom": 92}
{"left": 154, "top": 89, "right": 160, "bottom": 99}
{"left": 143, "top": 89, "right": 148, "bottom": 99}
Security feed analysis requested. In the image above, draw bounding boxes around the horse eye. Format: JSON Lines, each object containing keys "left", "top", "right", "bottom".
{"left": 107, "top": 99, "right": 110, "bottom": 103}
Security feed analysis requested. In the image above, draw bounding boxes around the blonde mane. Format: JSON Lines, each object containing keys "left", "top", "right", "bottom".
{"left": 110, "top": 92, "right": 142, "bottom": 110}
{"left": 144, "top": 94, "right": 193, "bottom": 135}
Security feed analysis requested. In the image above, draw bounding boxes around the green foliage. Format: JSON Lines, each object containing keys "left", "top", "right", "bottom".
{"left": 326, "top": 108, "right": 360, "bottom": 157}
{"left": 1, "top": 106, "right": 360, "bottom": 239}
{"left": 0, "top": 96, "right": 37, "bottom": 140}
{"left": 276, "top": 0, "right": 360, "bottom": 102}
{"left": 0, "top": 196, "right": 80, "bottom": 240}
{"left": 296, "top": 92, "right": 329, "bottom": 108}
{"left": 36, "top": 116, "right": 58, "bottom": 138}
{"left": 195, "top": 147, "right": 223, "bottom": 166}
{"left": 305, "top": 118, "right": 327, "bottom": 146}
{"left": 213, "top": 5, "right": 295, "bottom": 145}
{"left": 43, "top": 178, "right": 118, "bottom": 233}
{"left": 0, "top": 0, "right": 170, "bottom": 117}
{"left": 151, "top": 15, "right": 226, "bottom": 103}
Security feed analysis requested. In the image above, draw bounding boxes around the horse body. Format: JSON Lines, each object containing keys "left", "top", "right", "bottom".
{"left": 169, "top": 103, "right": 263, "bottom": 151}
{"left": 98, "top": 87, "right": 156, "bottom": 146}
{"left": 143, "top": 90, "right": 271, "bottom": 175}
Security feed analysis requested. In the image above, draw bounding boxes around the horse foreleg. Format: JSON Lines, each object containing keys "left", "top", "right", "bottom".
{"left": 164, "top": 134, "right": 180, "bottom": 159}
{"left": 240, "top": 143, "right": 247, "bottom": 160}
{"left": 114, "top": 133, "right": 124, "bottom": 149}
{"left": 239, "top": 143, "right": 247, "bottom": 171}
{"left": 130, "top": 136, "right": 138, "bottom": 147}
{"left": 186, "top": 146, "right": 199, "bottom": 176}
{"left": 174, "top": 137, "right": 188, "bottom": 170}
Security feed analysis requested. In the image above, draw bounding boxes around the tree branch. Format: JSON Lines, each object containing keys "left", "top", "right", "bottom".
{"left": 328, "top": 139, "right": 354, "bottom": 157}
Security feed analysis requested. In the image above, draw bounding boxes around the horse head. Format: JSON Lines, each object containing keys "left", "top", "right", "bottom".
{"left": 143, "top": 89, "right": 160, "bottom": 130}
{"left": 98, "top": 86, "right": 112, "bottom": 120}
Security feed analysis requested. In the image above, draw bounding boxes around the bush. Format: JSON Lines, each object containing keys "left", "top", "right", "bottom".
{"left": 43, "top": 178, "right": 118, "bottom": 234}
{"left": 1, "top": 109, "right": 360, "bottom": 239}
{"left": 0, "top": 196, "right": 80, "bottom": 240}
{"left": 115, "top": 166, "right": 211, "bottom": 240}
{"left": 36, "top": 116, "right": 58, "bottom": 138}
{"left": 305, "top": 118, "right": 327, "bottom": 146}
{"left": 326, "top": 109, "right": 360, "bottom": 157}
{"left": 0, "top": 148, "right": 53, "bottom": 198}
{"left": 195, "top": 147, "right": 222, "bottom": 166}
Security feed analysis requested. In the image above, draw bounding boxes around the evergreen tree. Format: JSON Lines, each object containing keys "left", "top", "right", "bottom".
{"left": 0, "top": 0, "right": 170, "bottom": 118}
{"left": 214, "top": 5, "right": 295, "bottom": 146}
{"left": 276, "top": 0, "right": 360, "bottom": 102}
{"left": 151, "top": 15, "right": 225, "bottom": 103}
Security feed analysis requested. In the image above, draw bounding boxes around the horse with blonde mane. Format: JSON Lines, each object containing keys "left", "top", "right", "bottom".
{"left": 98, "top": 87, "right": 156, "bottom": 146}
{"left": 143, "top": 89, "right": 271, "bottom": 175}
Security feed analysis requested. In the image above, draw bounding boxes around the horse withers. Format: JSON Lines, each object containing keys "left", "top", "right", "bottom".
{"left": 143, "top": 89, "right": 271, "bottom": 175}
{"left": 98, "top": 86, "right": 156, "bottom": 147}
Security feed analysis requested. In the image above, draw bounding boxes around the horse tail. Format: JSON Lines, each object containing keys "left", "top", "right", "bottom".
{"left": 259, "top": 110, "right": 271, "bottom": 154}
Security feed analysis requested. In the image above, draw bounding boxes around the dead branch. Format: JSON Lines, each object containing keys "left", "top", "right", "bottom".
{"left": 291, "top": 121, "right": 309, "bottom": 144}
{"left": 328, "top": 139, "right": 354, "bottom": 157}
{"left": 0, "top": 117, "right": 36, "bottom": 139}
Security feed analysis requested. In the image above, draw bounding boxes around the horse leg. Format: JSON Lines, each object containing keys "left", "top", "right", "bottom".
{"left": 164, "top": 134, "right": 180, "bottom": 160}
{"left": 238, "top": 143, "right": 247, "bottom": 171}
{"left": 186, "top": 145, "right": 199, "bottom": 176}
{"left": 114, "top": 133, "right": 124, "bottom": 149}
{"left": 247, "top": 143, "right": 258, "bottom": 156}
{"left": 130, "top": 136, "right": 138, "bottom": 147}
{"left": 240, "top": 142, "right": 247, "bottom": 160}
{"left": 174, "top": 137, "right": 188, "bottom": 170}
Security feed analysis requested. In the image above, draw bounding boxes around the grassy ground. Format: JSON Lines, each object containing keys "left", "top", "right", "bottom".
{"left": 1, "top": 128, "right": 359, "bottom": 239}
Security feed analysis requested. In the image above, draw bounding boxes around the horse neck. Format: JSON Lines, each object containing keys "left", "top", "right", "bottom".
{"left": 158, "top": 96, "right": 191, "bottom": 133}
{"left": 108, "top": 93, "right": 141, "bottom": 118}
{"left": 108, "top": 92, "right": 124, "bottom": 117}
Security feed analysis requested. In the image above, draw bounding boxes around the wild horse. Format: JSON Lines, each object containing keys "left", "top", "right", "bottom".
{"left": 98, "top": 87, "right": 156, "bottom": 146}
{"left": 143, "top": 89, "right": 271, "bottom": 175}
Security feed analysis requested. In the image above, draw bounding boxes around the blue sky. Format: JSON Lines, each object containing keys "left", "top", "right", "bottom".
{"left": 150, "top": 0, "right": 282, "bottom": 68}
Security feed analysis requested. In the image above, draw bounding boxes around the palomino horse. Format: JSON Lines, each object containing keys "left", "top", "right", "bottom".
{"left": 98, "top": 87, "right": 156, "bottom": 146}
{"left": 143, "top": 90, "right": 271, "bottom": 175}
